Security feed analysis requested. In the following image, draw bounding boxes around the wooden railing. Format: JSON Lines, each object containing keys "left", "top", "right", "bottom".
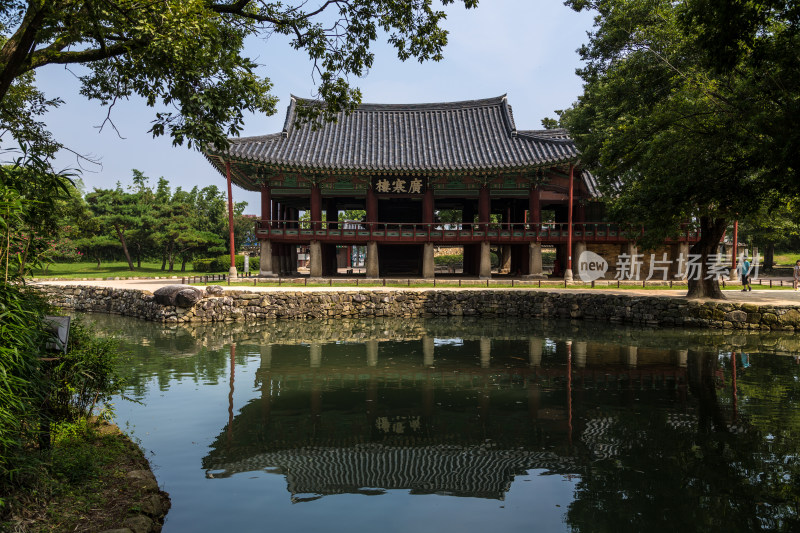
{"left": 254, "top": 220, "right": 701, "bottom": 244}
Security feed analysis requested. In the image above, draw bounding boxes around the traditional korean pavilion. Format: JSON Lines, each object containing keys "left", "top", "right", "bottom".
{"left": 204, "top": 95, "right": 688, "bottom": 279}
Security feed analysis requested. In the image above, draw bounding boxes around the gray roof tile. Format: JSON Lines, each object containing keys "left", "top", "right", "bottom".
{"left": 208, "top": 95, "right": 581, "bottom": 174}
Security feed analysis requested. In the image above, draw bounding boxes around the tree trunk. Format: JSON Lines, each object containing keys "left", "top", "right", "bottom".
{"left": 764, "top": 243, "right": 775, "bottom": 270}
{"left": 96, "top": 257, "right": 101, "bottom": 268}
{"left": 687, "top": 348, "right": 726, "bottom": 433}
{"left": 161, "top": 250, "right": 167, "bottom": 271}
{"left": 0, "top": 5, "right": 47, "bottom": 103}
{"left": 115, "top": 226, "right": 135, "bottom": 271}
{"left": 181, "top": 256, "right": 188, "bottom": 272}
{"left": 686, "top": 216, "right": 727, "bottom": 299}
{"left": 167, "top": 242, "right": 174, "bottom": 272}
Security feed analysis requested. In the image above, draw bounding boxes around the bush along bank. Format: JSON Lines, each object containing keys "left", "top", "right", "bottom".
{"left": 0, "top": 284, "right": 169, "bottom": 532}
{"left": 2, "top": 419, "right": 170, "bottom": 533}
{"left": 34, "top": 284, "right": 800, "bottom": 331}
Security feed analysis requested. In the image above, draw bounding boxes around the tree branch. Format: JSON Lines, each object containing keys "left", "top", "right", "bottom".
{"left": 23, "top": 38, "right": 149, "bottom": 73}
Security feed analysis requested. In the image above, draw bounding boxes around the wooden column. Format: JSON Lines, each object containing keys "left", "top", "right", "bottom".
{"left": 225, "top": 161, "right": 237, "bottom": 278}
{"left": 310, "top": 183, "right": 322, "bottom": 230}
{"left": 565, "top": 164, "right": 574, "bottom": 281}
{"left": 423, "top": 185, "right": 434, "bottom": 225}
{"left": 462, "top": 202, "right": 475, "bottom": 276}
{"left": 529, "top": 186, "right": 540, "bottom": 225}
{"left": 366, "top": 185, "right": 378, "bottom": 224}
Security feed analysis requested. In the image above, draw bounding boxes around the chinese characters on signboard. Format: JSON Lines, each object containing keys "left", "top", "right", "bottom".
{"left": 372, "top": 177, "right": 426, "bottom": 194}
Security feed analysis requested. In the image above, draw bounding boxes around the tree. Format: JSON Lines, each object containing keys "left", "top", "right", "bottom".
{"left": 559, "top": 0, "right": 798, "bottom": 298}
{"left": 738, "top": 197, "right": 800, "bottom": 270}
{"left": 0, "top": 151, "right": 76, "bottom": 279}
{"left": 85, "top": 185, "right": 140, "bottom": 271}
{"left": 126, "top": 170, "right": 160, "bottom": 269}
{"left": 153, "top": 185, "right": 225, "bottom": 271}
{"left": 0, "top": 0, "right": 478, "bottom": 151}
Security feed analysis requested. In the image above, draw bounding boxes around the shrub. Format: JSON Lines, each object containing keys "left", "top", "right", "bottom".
{"left": 192, "top": 258, "right": 215, "bottom": 272}
{"left": 207, "top": 255, "right": 259, "bottom": 273}
{"left": 434, "top": 254, "right": 463, "bottom": 266}
{"left": 0, "top": 284, "right": 47, "bottom": 486}
{"left": 46, "top": 318, "right": 124, "bottom": 423}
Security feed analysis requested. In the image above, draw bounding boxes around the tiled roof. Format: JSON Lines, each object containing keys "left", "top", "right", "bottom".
{"left": 207, "top": 95, "right": 581, "bottom": 175}
{"left": 204, "top": 443, "right": 580, "bottom": 499}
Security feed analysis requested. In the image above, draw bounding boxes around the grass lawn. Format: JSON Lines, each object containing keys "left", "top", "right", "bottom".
{"left": 773, "top": 252, "right": 800, "bottom": 266}
{"left": 30, "top": 261, "right": 226, "bottom": 279}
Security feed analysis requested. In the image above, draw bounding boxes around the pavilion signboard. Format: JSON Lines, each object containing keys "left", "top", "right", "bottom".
{"left": 372, "top": 177, "right": 426, "bottom": 194}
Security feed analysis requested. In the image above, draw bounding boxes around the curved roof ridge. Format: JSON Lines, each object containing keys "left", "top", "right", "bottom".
{"left": 517, "top": 129, "right": 575, "bottom": 144}
{"left": 206, "top": 95, "right": 585, "bottom": 187}
{"left": 228, "top": 133, "right": 283, "bottom": 144}
{"left": 289, "top": 94, "right": 508, "bottom": 112}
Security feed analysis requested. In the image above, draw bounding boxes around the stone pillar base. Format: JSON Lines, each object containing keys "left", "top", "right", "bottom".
{"left": 309, "top": 241, "right": 323, "bottom": 278}
{"left": 500, "top": 244, "right": 512, "bottom": 274}
{"left": 228, "top": 266, "right": 238, "bottom": 281}
{"left": 422, "top": 242, "right": 435, "bottom": 279}
{"left": 527, "top": 242, "right": 544, "bottom": 278}
{"left": 366, "top": 241, "right": 379, "bottom": 278}
{"left": 259, "top": 240, "right": 277, "bottom": 277}
{"left": 478, "top": 241, "right": 492, "bottom": 279}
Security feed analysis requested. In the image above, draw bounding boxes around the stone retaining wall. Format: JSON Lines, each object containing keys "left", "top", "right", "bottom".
{"left": 34, "top": 284, "right": 800, "bottom": 331}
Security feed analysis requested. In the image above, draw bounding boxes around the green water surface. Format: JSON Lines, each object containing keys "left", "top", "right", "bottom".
{"left": 86, "top": 314, "right": 800, "bottom": 533}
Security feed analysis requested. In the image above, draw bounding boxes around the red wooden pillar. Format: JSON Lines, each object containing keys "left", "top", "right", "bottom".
{"left": 422, "top": 184, "right": 434, "bottom": 225}
{"left": 566, "top": 164, "right": 574, "bottom": 274}
{"left": 225, "top": 161, "right": 236, "bottom": 272}
{"left": 566, "top": 340, "right": 573, "bottom": 448}
{"left": 260, "top": 183, "right": 271, "bottom": 225}
{"left": 227, "top": 343, "right": 235, "bottom": 446}
{"left": 529, "top": 186, "right": 540, "bottom": 225}
{"left": 479, "top": 184, "right": 490, "bottom": 227}
{"left": 310, "top": 184, "right": 322, "bottom": 230}
{"left": 366, "top": 184, "right": 378, "bottom": 224}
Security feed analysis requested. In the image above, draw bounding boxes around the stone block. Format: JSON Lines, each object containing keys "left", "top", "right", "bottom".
{"left": 153, "top": 285, "right": 203, "bottom": 307}
{"left": 778, "top": 309, "right": 800, "bottom": 327}
{"left": 126, "top": 470, "right": 158, "bottom": 492}
{"left": 206, "top": 285, "right": 224, "bottom": 295}
{"left": 725, "top": 310, "right": 747, "bottom": 323}
{"left": 761, "top": 313, "right": 778, "bottom": 325}
{"left": 122, "top": 515, "right": 153, "bottom": 533}
{"left": 140, "top": 493, "right": 168, "bottom": 518}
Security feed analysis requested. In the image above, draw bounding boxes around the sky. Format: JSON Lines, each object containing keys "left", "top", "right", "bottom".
{"left": 33, "top": 0, "right": 596, "bottom": 215}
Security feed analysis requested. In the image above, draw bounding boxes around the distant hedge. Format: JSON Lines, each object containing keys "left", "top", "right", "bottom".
{"left": 434, "top": 252, "right": 500, "bottom": 268}
{"left": 193, "top": 255, "right": 260, "bottom": 273}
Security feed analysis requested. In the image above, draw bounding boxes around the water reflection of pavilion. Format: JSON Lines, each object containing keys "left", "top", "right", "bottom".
{"left": 202, "top": 336, "right": 702, "bottom": 500}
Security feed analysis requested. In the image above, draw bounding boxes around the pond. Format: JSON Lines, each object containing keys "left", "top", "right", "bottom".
{"left": 84, "top": 314, "right": 800, "bottom": 532}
